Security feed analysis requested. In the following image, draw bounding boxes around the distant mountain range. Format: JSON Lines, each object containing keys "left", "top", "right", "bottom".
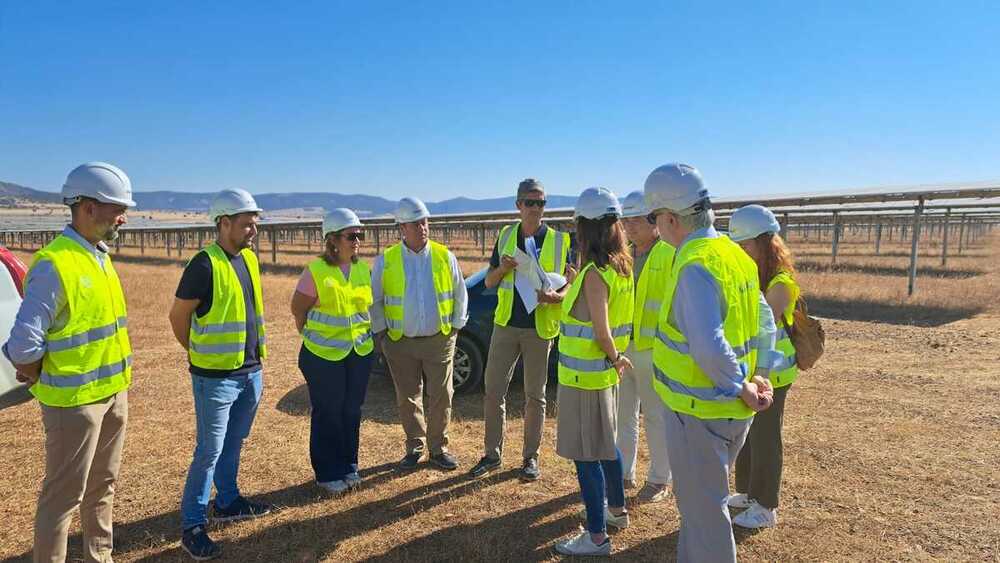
{"left": 0, "top": 180, "right": 577, "bottom": 216}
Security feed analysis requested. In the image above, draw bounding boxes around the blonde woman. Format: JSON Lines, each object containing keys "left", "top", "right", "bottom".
{"left": 291, "top": 209, "right": 373, "bottom": 494}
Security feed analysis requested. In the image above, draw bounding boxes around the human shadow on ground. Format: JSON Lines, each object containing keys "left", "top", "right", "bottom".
{"left": 131, "top": 469, "right": 529, "bottom": 562}
{"left": 808, "top": 295, "right": 983, "bottom": 327}
{"left": 796, "top": 260, "right": 984, "bottom": 279}
{"left": 275, "top": 371, "right": 560, "bottom": 424}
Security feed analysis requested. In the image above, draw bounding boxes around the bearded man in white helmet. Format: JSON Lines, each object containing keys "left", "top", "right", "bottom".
{"left": 370, "top": 197, "right": 469, "bottom": 471}
{"left": 643, "top": 163, "right": 777, "bottom": 563}
{"left": 168, "top": 188, "right": 273, "bottom": 560}
{"left": 3, "top": 162, "right": 135, "bottom": 563}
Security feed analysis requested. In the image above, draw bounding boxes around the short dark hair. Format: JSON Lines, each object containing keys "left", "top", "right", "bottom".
{"left": 516, "top": 178, "right": 545, "bottom": 199}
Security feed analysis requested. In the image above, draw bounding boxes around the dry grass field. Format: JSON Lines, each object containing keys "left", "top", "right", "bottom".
{"left": 1, "top": 229, "right": 999, "bottom": 562}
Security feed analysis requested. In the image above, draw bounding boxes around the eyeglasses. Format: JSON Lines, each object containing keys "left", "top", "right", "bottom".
{"left": 336, "top": 232, "right": 365, "bottom": 242}
{"left": 519, "top": 199, "right": 546, "bottom": 208}
{"left": 646, "top": 210, "right": 662, "bottom": 225}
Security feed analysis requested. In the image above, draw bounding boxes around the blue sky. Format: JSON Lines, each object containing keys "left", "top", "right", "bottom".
{"left": 1, "top": 1, "right": 998, "bottom": 201}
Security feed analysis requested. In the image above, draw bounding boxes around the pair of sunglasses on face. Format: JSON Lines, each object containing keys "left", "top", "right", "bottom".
{"left": 336, "top": 232, "right": 365, "bottom": 242}
{"left": 519, "top": 199, "right": 546, "bottom": 208}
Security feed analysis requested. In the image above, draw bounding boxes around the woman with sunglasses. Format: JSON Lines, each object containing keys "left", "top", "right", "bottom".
{"left": 290, "top": 208, "right": 373, "bottom": 494}
{"left": 555, "top": 187, "right": 634, "bottom": 557}
{"left": 727, "top": 204, "right": 799, "bottom": 529}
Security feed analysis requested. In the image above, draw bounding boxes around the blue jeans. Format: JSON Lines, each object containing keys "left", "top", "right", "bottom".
{"left": 575, "top": 448, "right": 626, "bottom": 534}
{"left": 298, "top": 345, "right": 372, "bottom": 482}
{"left": 180, "top": 370, "right": 263, "bottom": 530}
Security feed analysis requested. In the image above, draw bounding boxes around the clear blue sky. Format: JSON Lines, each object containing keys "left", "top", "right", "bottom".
{"left": 2, "top": 1, "right": 998, "bottom": 201}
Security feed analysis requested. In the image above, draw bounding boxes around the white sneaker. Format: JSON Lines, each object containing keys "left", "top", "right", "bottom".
{"left": 344, "top": 472, "right": 362, "bottom": 488}
{"left": 727, "top": 493, "right": 753, "bottom": 509}
{"left": 732, "top": 501, "right": 778, "bottom": 529}
{"left": 637, "top": 482, "right": 670, "bottom": 503}
{"left": 319, "top": 480, "right": 348, "bottom": 494}
{"left": 555, "top": 529, "right": 611, "bottom": 556}
{"left": 577, "top": 506, "right": 630, "bottom": 529}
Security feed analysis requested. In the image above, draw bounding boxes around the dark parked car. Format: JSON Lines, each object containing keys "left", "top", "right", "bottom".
{"left": 372, "top": 266, "right": 559, "bottom": 393}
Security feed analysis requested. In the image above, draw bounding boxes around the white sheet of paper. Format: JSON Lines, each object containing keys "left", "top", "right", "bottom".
{"left": 510, "top": 248, "right": 551, "bottom": 313}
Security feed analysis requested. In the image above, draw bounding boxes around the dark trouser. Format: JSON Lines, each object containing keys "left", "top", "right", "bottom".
{"left": 298, "top": 345, "right": 373, "bottom": 483}
{"left": 734, "top": 384, "right": 791, "bottom": 509}
{"left": 575, "top": 448, "right": 625, "bottom": 534}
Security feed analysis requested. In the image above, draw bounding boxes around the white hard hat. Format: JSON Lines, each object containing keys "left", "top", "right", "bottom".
{"left": 323, "top": 208, "right": 362, "bottom": 236}
{"left": 210, "top": 188, "right": 263, "bottom": 222}
{"left": 394, "top": 197, "right": 430, "bottom": 224}
{"left": 574, "top": 187, "right": 622, "bottom": 220}
{"left": 62, "top": 162, "right": 136, "bottom": 207}
{"left": 620, "top": 190, "right": 649, "bottom": 218}
{"left": 727, "top": 204, "right": 780, "bottom": 242}
{"left": 643, "top": 163, "right": 709, "bottom": 213}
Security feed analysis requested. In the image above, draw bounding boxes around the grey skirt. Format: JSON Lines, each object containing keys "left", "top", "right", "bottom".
{"left": 555, "top": 383, "right": 619, "bottom": 461}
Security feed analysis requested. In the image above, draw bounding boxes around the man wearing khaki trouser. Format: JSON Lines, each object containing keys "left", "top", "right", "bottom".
{"left": 469, "top": 179, "right": 571, "bottom": 482}
{"left": 3, "top": 162, "right": 136, "bottom": 563}
{"left": 371, "top": 197, "right": 469, "bottom": 471}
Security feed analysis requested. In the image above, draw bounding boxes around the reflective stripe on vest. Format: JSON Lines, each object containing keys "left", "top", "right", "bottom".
{"left": 28, "top": 234, "right": 132, "bottom": 407}
{"left": 302, "top": 258, "right": 374, "bottom": 361}
{"left": 632, "top": 240, "right": 675, "bottom": 351}
{"left": 557, "top": 262, "right": 635, "bottom": 390}
{"left": 493, "top": 224, "right": 570, "bottom": 339}
{"left": 652, "top": 235, "right": 760, "bottom": 420}
{"left": 767, "top": 272, "right": 800, "bottom": 388}
{"left": 187, "top": 243, "right": 267, "bottom": 370}
{"left": 381, "top": 241, "right": 455, "bottom": 341}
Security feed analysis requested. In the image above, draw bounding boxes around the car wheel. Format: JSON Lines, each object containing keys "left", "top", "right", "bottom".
{"left": 453, "top": 333, "right": 484, "bottom": 394}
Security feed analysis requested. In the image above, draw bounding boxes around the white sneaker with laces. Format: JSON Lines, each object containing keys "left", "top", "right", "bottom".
{"left": 555, "top": 529, "right": 611, "bottom": 556}
{"left": 576, "top": 506, "right": 630, "bottom": 529}
{"left": 732, "top": 501, "right": 778, "bottom": 529}
{"left": 727, "top": 493, "right": 753, "bottom": 509}
{"left": 319, "top": 480, "right": 348, "bottom": 494}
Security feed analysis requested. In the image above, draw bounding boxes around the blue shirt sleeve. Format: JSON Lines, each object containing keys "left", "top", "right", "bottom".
{"left": 3, "top": 261, "right": 64, "bottom": 365}
{"left": 671, "top": 264, "right": 744, "bottom": 399}
{"left": 755, "top": 291, "right": 778, "bottom": 373}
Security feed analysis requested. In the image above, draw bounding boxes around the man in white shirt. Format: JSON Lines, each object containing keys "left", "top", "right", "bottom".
{"left": 371, "top": 197, "right": 469, "bottom": 470}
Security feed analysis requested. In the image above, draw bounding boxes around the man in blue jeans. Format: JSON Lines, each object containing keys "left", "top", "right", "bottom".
{"left": 168, "top": 189, "right": 274, "bottom": 560}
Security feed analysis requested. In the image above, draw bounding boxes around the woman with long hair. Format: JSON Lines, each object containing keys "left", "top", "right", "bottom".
{"left": 555, "top": 188, "right": 635, "bottom": 556}
{"left": 727, "top": 204, "right": 800, "bottom": 529}
{"left": 290, "top": 209, "right": 374, "bottom": 494}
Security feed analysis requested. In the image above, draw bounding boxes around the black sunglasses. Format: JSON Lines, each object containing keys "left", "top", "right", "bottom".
{"left": 646, "top": 210, "right": 662, "bottom": 225}
{"left": 519, "top": 199, "right": 547, "bottom": 208}
{"left": 336, "top": 232, "right": 365, "bottom": 242}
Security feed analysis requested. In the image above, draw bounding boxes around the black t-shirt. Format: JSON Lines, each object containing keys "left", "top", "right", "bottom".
{"left": 489, "top": 224, "right": 551, "bottom": 329}
{"left": 175, "top": 248, "right": 261, "bottom": 378}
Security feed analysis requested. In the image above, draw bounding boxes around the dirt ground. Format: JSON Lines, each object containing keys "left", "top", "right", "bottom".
{"left": 1, "top": 232, "right": 998, "bottom": 562}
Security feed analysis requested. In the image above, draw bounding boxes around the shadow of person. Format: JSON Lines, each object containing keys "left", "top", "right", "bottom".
{"left": 131, "top": 468, "right": 524, "bottom": 562}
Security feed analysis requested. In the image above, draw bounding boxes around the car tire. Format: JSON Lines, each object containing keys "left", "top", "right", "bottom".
{"left": 452, "top": 333, "right": 484, "bottom": 394}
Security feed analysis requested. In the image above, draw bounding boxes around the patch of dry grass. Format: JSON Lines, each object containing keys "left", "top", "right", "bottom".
{"left": 1, "top": 232, "right": 999, "bottom": 562}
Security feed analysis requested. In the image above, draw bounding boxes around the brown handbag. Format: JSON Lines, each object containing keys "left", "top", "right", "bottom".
{"left": 784, "top": 297, "right": 825, "bottom": 370}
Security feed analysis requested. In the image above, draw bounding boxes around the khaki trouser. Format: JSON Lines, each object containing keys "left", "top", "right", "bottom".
{"left": 382, "top": 332, "right": 456, "bottom": 455}
{"left": 35, "top": 391, "right": 128, "bottom": 563}
{"left": 483, "top": 324, "right": 552, "bottom": 461}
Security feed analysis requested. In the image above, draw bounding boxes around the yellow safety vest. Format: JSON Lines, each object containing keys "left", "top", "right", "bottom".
{"left": 28, "top": 234, "right": 132, "bottom": 407}
{"left": 494, "top": 223, "right": 570, "bottom": 339}
{"left": 767, "top": 271, "right": 800, "bottom": 388}
{"left": 381, "top": 241, "right": 455, "bottom": 341}
{"left": 557, "top": 262, "right": 634, "bottom": 390}
{"left": 653, "top": 236, "right": 760, "bottom": 419}
{"left": 632, "top": 240, "right": 675, "bottom": 351}
{"left": 302, "top": 258, "right": 374, "bottom": 361}
{"left": 187, "top": 243, "right": 267, "bottom": 370}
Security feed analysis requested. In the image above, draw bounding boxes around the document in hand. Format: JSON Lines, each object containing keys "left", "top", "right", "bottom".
{"left": 510, "top": 248, "right": 551, "bottom": 313}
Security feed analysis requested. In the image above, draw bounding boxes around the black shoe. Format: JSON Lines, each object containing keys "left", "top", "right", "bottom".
{"left": 182, "top": 525, "right": 221, "bottom": 561}
{"left": 399, "top": 451, "right": 424, "bottom": 470}
{"left": 468, "top": 456, "right": 501, "bottom": 477}
{"left": 430, "top": 451, "right": 459, "bottom": 471}
{"left": 520, "top": 457, "right": 541, "bottom": 481}
{"left": 212, "top": 496, "right": 273, "bottom": 523}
